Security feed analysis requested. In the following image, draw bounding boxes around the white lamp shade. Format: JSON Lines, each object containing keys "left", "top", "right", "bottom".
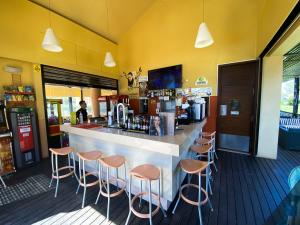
{"left": 194, "top": 22, "right": 214, "bottom": 48}
{"left": 42, "top": 28, "right": 63, "bottom": 52}
{"left": 104, "top": 52, "right": 116, "bottom": 67}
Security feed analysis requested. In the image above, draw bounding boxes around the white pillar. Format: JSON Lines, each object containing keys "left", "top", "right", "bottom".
{"left": 257, "top": 56, "right": 283, "bottom": 159}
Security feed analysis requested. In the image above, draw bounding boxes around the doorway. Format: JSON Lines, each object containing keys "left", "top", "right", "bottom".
{"left": 217, "top": 60, "right": 259, "bottom": 154}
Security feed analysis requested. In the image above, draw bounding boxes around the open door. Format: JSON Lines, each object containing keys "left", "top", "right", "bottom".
{"left": 217, "top": 60, "right": 259, "bottom": 155}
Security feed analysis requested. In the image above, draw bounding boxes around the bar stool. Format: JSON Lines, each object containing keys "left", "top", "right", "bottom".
{"left": 191, "top": 144, "right": 213, "bottom": 195}
{"left": 125, "top": 164, "right": 166, "bottom": 225}
{"left": 95, "top": 155, "right": 127, "bottom": 222}
{"left": 201, "top": 131, "right": 218, "bottom": 160}
{"left": 49, "top": 147, "right": 77, "bottom": 198}
{"left": 172, "top": 159, "right": 213, "bottom": 225}
{"left": 196, "top": 135, "right": 218, "bottom": 172}
{"left": 76, "top": 151, "right": 102, "bottom": 208}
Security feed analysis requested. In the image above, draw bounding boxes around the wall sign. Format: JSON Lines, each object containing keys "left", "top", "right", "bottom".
{"left": 121, "top": 67, "right": 142, "bottom": 90}
{"left": 195, "top": 76, "right": 208, "bottom": 86}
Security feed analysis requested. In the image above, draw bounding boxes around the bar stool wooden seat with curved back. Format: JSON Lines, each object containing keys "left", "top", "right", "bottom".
{"left": 190, "top": 143, "right": 214, "bottom": 195}
{"left": 49, "top": 147, "right": 78, "bottom": 198}
{"left": 76, "top": 151, "right": 102, "bottom": 208}
{"left": 196, "top": 131, "right": 218, "bottom": 172}
{"left": 125, "top": 164, "right": 166, "bottom": 225}
{"left": 172, "top": 159, "right": 213, "bottom": 225}
{"left": 95, "top": 155, "right": 127, "bottom": 222}
{"left": 200, "top": 131, "right": 218, "bottom": 160}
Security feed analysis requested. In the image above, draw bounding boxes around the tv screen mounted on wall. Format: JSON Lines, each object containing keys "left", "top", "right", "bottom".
{"left": 148, "top": 65, "right": 182, "bottom": 90}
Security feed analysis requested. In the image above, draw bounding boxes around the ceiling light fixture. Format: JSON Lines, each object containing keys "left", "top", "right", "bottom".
{"left": 195, "top": 0, "right": 214, "bottom": 48}
{"left": 41, "top": 0, "right": 63, "bottom": 52}
{"left": 104, "top": 0, "right": 116, "bottom": 67}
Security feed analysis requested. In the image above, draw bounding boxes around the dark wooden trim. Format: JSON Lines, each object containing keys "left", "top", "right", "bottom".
{"left": 41, "top": 67, "right": 50, "bottom": 155}
{"left": 259, "top": 2, "right": 300, "bottom": 58}
{"left": 255, "top": 1, "right": 300, "bottom": 155}
{"left": 42, "top": 65, "right": 118, "bottom": 90}
{"left": 217, "top": 60, "right": 259, "bottom": 156}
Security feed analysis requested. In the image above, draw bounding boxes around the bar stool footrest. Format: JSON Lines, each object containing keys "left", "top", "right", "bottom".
{"left": 52, "top": 166, "right": 74, "bottom": 179}
{"left": 131, "top": 192, "right": 160, "bottom": 219}
{"left": 180, "top": 183, "right": 208, "bottom": 206}
{"left": 79, "top": 172, "right": 99, "bottom": 187}
{"left": 100, "top": 177, "right": 126, "bottom": 198}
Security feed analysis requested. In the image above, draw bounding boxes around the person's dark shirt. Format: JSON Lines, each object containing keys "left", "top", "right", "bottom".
{"left": 76, "top": 108, "right": 88, "bottom": 122}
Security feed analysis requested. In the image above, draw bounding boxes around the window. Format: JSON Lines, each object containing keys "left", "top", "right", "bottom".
{"left": 281, "top": 79, "right": 300, "bottom": 113}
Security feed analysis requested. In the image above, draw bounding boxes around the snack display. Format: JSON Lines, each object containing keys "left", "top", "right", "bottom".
{"left": 0, "top": 136, "right": 15, "bottom": 175}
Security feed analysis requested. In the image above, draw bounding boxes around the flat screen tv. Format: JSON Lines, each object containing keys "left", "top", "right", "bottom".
{"left": 148, "top": 65, "right": 182, "bottom": 90}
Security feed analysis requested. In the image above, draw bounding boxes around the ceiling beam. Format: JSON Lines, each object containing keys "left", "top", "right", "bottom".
{"left": 28, "top": 0, "right": 117, "bottom": 44}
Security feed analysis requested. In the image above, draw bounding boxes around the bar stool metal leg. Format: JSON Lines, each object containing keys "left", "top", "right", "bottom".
{"left": 82, "top": 160, "right": 87, "bottom": 208}
{"left": 198, "top": 173, "right": 203, "bottom": 225}
{"left": 125, "top": 175, "right": 132, "bottom": 225}
{"left": 206, "top": 163, "right": 213, "bottom": 211}
{"left": 49, "top": 152, "right": 54, "bottom": 188}
{"left": 139, "top": 180, "right": 143, "bottom": 207}
{"left": 95, "top": 162, "right": 102, "bottom": 204}
{"left": 106, "top": 166, "right": 110, "bottom": 221}
{"left": 54, "top": 154, "right": 59, "bottom": 198}
{"left": 148, "top": 180, "right": 153, "bottom": 225}
{"left": 76, "top": 158, "right": 81, "bottom": 194}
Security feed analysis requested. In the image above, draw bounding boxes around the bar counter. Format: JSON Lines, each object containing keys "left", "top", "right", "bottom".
{"left": 60, "top": 119, "right": 206, "bottom": 209}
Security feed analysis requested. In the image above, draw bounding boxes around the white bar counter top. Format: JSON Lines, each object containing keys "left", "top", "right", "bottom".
{"left": 60, "top": 119, "right": 206, "bottom": 209}
{"left": 60, "top": 119, "right": 206, "bottom": 157}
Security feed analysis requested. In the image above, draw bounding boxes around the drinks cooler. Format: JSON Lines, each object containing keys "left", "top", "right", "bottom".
{"left": 9, "top": 107, "right": 40, "bottom": 169}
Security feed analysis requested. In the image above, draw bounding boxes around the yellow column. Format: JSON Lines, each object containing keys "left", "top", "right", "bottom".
{"left": 32, "top": 64, "right": 49, "bottom": 158}
{"left": 91, "top": 88, "right": 100, "bottom": 117}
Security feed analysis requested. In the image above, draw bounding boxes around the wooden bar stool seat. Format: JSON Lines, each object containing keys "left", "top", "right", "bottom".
{"left": 125, "top": 164, "right": 166, "bottom": 225}
{"left": 131, "top": 164, "right": 160, "bottom": 180}
{"left": 200, "top": 131, "right": 218, "bottom": 162}
{"left": 191, "top": 145, "right": 211, "bottom": 155}
{"left": 49, "top": 147, "right": 77, "bottom": 198}
{"left": 190, "top": 143, "right": 214, "bottom": 194}
{"left": 95, "top": 155, "right": 127, "bottom": 222}
{"left": 76, "top": 150, "right": 102, "bottom": 208}
{"left": 196, "top": 138, "right": 211, "bottom": 145}
{"left": 172, "top": 159, "right": 213, "bottom": 225}
{"left": 77, "top": 151, "right": 102, "bottom": 161}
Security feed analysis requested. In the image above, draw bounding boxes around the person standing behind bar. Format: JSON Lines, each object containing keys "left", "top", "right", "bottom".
{"left": 76, "top": 100, "right": 88, "bottom": 122}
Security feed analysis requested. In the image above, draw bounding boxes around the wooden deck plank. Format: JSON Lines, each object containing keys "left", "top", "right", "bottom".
{"left": 1, "top": 149, "right": 300, "bottom": 225}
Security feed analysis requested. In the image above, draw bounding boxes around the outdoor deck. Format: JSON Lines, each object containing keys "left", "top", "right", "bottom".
{"left": 0, "top": 147, "right": 299, "bottom": 225}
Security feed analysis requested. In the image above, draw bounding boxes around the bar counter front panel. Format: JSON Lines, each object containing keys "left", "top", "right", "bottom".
{"left": 60, "top": 119, "right": 206, "bottom": 210}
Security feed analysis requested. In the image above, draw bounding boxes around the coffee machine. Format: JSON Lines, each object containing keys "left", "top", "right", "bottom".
{"left": 193, "top": 97, "right": 206, "bottom": 121}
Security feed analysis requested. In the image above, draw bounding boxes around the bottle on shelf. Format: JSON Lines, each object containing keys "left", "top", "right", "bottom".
{"left": 79, "top": 112, "right": 83, "bottom": 124}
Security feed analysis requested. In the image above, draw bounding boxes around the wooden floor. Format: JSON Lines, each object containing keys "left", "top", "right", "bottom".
{"left": 1, "top": 147, "right": 300, "bottom": 225}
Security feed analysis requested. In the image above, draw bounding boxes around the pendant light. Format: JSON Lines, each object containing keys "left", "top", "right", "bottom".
{"left": 41, "top": 0, "right": 63, "bottom": 52}
{"left": 194, "top": 0, "right": 214, "bottom": 48}
{"left": 104, "top": 0, "right": 116, "bottom": 67}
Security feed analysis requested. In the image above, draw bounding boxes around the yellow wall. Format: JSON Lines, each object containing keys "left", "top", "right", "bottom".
{"left": 118, "top": 0, "right": 258, "bottom": 95}
{"left": 257, "top": 0, "right": 298, "bottom": 55}
{"left": 0, "top": 0, "right": 118, "bottom": 78}
{"left": 0, "top": 58, "right": 33, "bottom": 95}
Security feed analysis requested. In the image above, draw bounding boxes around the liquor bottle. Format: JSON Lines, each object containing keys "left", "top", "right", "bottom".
{"left": 136, "top": 119, "right": 141, "bottom": 130}
{"left": 128, "top": 118, "right": 131, "bottom": 130}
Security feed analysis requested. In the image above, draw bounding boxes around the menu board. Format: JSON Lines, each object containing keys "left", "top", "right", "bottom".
{"left": 0, "top": 136, "right": 15, "bottom": 175}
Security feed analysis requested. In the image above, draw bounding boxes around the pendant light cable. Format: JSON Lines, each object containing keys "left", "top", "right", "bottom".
{"left": 203, "top": 0, "right": 204, "bottom": 22}
{"left": 48, "top": 0, "right": 51, "bottom": 27}
{"left": 106, "top": 0, "right": 109, "bottom": 35}
{"left": 104, "top": 0, "right": 116, "bottom": 67}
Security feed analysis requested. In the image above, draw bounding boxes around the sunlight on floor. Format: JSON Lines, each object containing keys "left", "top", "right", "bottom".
{"left": 31, "top": 205, "right": 115, "bottom": 225}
